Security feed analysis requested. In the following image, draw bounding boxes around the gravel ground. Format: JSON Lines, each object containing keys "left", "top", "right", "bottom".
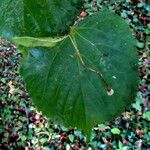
{"left": 0, "top": 0, "right": 150, "bottom": 149}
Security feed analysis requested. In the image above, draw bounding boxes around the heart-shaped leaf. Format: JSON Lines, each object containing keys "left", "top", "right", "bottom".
{"left": 20, "top": 11, "right": 139, "bottom": 138}
{"left": 0, "top": 0, "right": 83, "bottom": 38}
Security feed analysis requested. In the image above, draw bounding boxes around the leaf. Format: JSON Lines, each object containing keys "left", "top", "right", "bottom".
{"left": 66, "top": 144, "right": 71, "bottom": 150}
{"left": 122, "top": 147, "right": 128, "bottom": 150}
{"left": 68, "top": 134, "right": 74, "bottom": 142}
{"left": 39, "top": 138, "right": 48, "bottom": 144}
{"left": 136, "top": 41, "right": 145, "bottom": 49}
{"left": 143, "top": 111, "right": 150, "bottom": 121}
{"left": 43, "top": 147, "right": 51, "bottom": 150}
{"left": 0, "top": 0, "right": 83, "bottom": 39}
{"left": 97, "top": 124, "right": 110, "bottom": 131}
{"left": 20, "top": 11, "right": 139, "bottom": 138}
{"left": 118, "top": 140, "right": 123, "bottom": 149}
{"left": 111, "top": 128, "right": 121, "bottom": 135}
{"left": 132, "top": 97, "right": 142, "bottom": 111}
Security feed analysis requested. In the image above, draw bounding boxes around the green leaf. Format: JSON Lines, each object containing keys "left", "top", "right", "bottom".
{"left": 97, "top": 124, "right": 110, "bottom": 131}
{"left": 21, "top": 135, "right": 27, "bottom": 141}
{"left": 143, "top": 111, "right": 150, "bottom": 121}
{"left": 136, "top": 41, "right": 145, "bottom": 49}
{"left": 39, "top": 138, "right": 48, "bottom": 144}
{"left": 20, "top": 11, "right": 139, "bottom": 138}
{"left": 0, "top": 0, "right": 83, "bottom": 39}
{"left": 43, "top": 147, "right": 51, "bottom": 150}
{"left": 68, "top": 134, "right": 74, "bottom": 142}
{"left": 118, "top": 140, "right": 123, "bottom": 149}
{"left": 132, "top": 97, "right": 142, "bottom": 111}
{"left": 111, "top": 128, "right": 121, "bottom": 135}
{"left": 122, "top": 147, "right": 128, "bottom": 150}
{"left": 66, "top": 144, "right": 71, "bottom": 150}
